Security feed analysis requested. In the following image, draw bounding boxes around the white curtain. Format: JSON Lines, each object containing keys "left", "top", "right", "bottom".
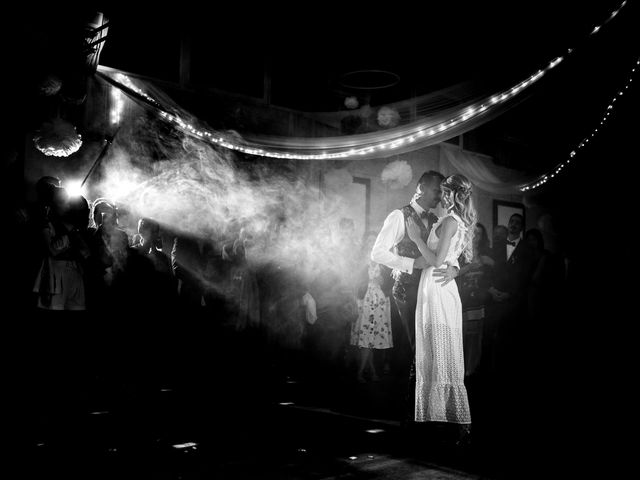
{"left": 96, "top": 66, "right": 536, "bottom": 162}
{"left": 439, "top": 143, "right": 529, "bottom": 194}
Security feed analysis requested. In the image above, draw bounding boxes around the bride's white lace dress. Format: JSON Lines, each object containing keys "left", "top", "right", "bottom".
{"left": 415, "top": 212, "right": 471, "bottom": 424}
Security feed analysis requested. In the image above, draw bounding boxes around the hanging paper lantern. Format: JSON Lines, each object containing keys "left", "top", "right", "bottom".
{"left": 377, "top": 106, "right": 400, "bottom": 128}
{"left": 38, "top": 75, "right": 62, "bottom": 96}
{"left": 344, "top": 96, "right": 359, "bottom": 109}
{"left": 381, "top": 160, "right": 413, "bottom": 190}
{"left": 33, "top": 118, "right": 83, "bottom": 157}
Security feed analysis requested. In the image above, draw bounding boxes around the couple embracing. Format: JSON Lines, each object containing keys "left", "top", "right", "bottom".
{"left": 371, "top": 171, "right": 476, "bottom": 439}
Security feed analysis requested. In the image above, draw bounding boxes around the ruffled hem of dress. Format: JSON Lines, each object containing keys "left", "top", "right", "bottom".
{"left": 415, "top": 382, "right": 471, "bottom": 424}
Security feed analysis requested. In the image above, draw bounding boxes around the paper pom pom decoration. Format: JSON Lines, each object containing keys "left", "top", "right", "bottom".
{"left": 377, "top": 106, "right": 400, "bottom": 128}
{"left": 33, "top": 118, "right": 83, "bottom": 157}
{"left": 38, "top": 75, "right": 62, "bottom": 96}
{"left": 344, "top": 96, "right": 359, "bottom": 109}
{"left": 324, "top": 167, "right": 353, "bottom": 190}
{"left": 381, "top": 160, "right": 413, "bottom": 190}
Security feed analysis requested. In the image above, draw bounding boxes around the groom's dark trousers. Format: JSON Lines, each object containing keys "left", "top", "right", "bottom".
{"left": 392, "top": 278, "right": 420, "bottom": 423}
{"left": 387, "top": 204, "right": 432, "bottom": 423}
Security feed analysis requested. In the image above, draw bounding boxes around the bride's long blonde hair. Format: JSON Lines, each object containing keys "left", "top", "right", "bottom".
{"left": 441, "top": 174, "right": 477, "bottom": 263}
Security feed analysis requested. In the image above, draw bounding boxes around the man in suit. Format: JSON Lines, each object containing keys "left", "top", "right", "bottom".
{"left": 483, "top": 213, "right": 534, "bottom": 378}
{"left": 371, "top": 170, "right": 459, "bottom": 421}
{"left": 489, "top": 214, "right": 528, "bottom": 302}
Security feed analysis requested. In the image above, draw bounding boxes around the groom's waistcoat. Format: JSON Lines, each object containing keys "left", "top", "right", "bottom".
{"left": 393, "top": 205, "right": 430, "bottom": 290}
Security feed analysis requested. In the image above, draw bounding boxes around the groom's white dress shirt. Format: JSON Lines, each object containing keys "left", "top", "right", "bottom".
{"left": 370, "top": 199, "right": 429, "bottom": 274}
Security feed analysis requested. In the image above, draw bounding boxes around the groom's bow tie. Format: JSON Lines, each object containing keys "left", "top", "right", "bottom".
{"left": 419, "top": 211, "right": 430, "bottom": 219}
{"left": 506, "top": 241, "right": 517, "bottom": 247}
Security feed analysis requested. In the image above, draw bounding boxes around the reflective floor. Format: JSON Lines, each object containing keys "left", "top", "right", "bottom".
{"left": 5, "top": 317, "right": 573, "bottom": 479}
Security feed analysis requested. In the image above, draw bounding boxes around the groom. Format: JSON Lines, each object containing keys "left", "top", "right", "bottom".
{"left": 371, "top": 170, "right": 459, "bottom": 417}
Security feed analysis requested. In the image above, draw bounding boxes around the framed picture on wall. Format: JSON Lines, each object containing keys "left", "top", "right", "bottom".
{"left": 493, "top": 200, "right": 525, "bottom": 230}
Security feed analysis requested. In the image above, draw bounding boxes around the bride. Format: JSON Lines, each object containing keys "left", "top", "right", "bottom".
{"left": 405, "top": 174, "right": 476, "bottom": 439}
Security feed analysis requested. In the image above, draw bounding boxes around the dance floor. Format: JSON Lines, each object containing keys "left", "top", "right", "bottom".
{"left": 15, "top": 382, "right": 485, "bottom": 479}
{"left": 6, "top": 320, "right": 568, "bottom": 479}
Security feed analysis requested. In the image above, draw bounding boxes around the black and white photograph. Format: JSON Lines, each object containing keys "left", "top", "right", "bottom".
{"left": 1, "top": 2, "right": 636, "bottom": 478}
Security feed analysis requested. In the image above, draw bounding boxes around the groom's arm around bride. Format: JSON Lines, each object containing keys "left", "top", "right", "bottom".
{"left": 370, "top": 208, "right": 428, "bottom": 276}
{"left": 369, "top": 209, "right": 456, "bottom": 285}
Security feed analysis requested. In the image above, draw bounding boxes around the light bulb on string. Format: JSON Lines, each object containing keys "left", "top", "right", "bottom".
{"left": 102, "top": 0, "right": 631, "bottom": 164}
{"left": 521, "top": 56, "right": 637, "bottom": 192}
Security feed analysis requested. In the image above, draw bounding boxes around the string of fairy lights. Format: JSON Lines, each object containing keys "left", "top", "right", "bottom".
{"left": 520, "top": 56, "right": 638, "bottom": 192}
{"left": 100, "top": 0, "right": 630, "bottom": 187}
{"left": 103, "top": 58, "right": 556, "bottom": 161}
{"left": 110, "top": 83, "right": 125, "bottom": 125}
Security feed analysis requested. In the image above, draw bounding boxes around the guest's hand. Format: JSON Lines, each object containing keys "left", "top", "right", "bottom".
{"left": 466, "top": 261, "right": 481, "bottom": 271}
{"left": 104, "top": 267, "right": 114, "bottom": 286}
{"left": 498, "top": 291, "right": 511, "bottom": 301}
{"left": 405, "top": 217, "right": 422, "bottom": 243}
{"left": 488, "top": 287, "right": 509, "bottom": 302}
{"left": 433, "top": 264, "right": 459, "bottom": 286}
{"left": 473, "top": 260, "right": 487, "bottom": 271}
{"left": 492, "top": 292, "right": 505, "bottom": 302}
{"left": 480, "top": 255, "right": 495, "bottom": 267}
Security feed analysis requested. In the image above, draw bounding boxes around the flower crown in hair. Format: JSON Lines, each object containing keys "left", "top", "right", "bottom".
{"left": 444, "top": 182, "right": 472, "bottom": 199}
{"left": 459, "top": 185, "right": 472, "bottom": 198}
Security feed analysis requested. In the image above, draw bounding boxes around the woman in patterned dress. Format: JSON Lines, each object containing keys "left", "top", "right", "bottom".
{"left": 351, "top": 233, "right": 393, "bottom": 383}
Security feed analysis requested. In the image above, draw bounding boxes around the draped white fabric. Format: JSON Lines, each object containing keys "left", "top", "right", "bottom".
{"left": 439, "top": 144, "right": 529, "bottom": 194}
{"left": 93, "top": 68, "right": 545, "bottom": 193}
{"left": 95, "top": 66, "right": 537, "bottom": 162}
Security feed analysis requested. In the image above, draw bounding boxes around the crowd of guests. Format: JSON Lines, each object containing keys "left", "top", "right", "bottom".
{"left": 8, "top": 176, "right": 566, "bottom": 405}
{"left": 456, "top": 214, "right": 567, "bottom": 380}
{"left": 11, "top": 176, "right": 267, "bottom": 322}
{"left": 9, "top": 177, "right": 369, "bottom": 389}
